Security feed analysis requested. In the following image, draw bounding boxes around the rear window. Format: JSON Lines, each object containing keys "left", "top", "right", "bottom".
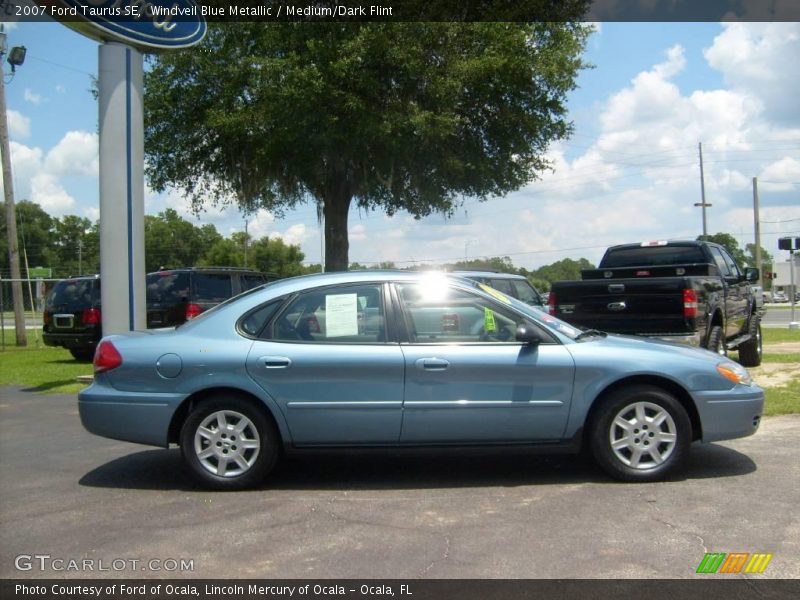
{"left": 46, "top": 279, "right": 98, "bottom": 311}
{"left": 601, "top": 246, "right": 706, "bottom": 268}
{"left": 192, "top": 273, "right": 233, "bottom": 303}
{"left": 146, "top": 272, "right": 190, "bottom": 306}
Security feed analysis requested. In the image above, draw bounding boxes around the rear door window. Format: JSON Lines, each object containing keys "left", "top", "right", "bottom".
{"left": 146, "top": 272, "right": 191, "bottom": 306}
{"left": 192, "top": 273, "right": 233, "bottom": 304}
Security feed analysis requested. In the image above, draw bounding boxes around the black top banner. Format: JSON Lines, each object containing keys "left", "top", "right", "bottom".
{"left": 6, "top": 0, "right": 800, "bottom": 23}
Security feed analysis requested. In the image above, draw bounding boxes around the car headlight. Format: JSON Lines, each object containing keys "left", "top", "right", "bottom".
{"left": 716, "top": 362, "right": 752, "bottom": 386}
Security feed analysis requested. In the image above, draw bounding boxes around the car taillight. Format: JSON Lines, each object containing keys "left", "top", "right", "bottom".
{"left": 43, "top": 311, "right": 52, "bottom": 325}
{"left": 94, "top": 340, "right": 122, "bottom": 373}
{"left": 547, "top": 292, "right": 556, "bottom": 315}
{"left": 185, "top": 303, "right": 203, "bottom": 320}
{"left": 683, "top": 289, "right": 698, "bottom": 319}
{"left": 82, "top": 308, "right": 101, "bottom": 325}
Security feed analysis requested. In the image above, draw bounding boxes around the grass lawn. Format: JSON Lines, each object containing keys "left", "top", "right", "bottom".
{"left": 1, "top": 327, "right": 798, "bottom": 415}
{"left": 0, "top": 329, "right": 91, "bottom": 394}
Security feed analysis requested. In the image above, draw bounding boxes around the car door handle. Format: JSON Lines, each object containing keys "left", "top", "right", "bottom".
{"left": 260, "top": 356, "right": 292, "bottom": 369}
{"left": 416, "top": 358, "right": 450, "bottom": 371}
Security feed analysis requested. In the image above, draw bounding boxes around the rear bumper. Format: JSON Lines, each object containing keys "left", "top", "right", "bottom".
{"left": 78, "top": 381, "right": 186, "bottom": 447}
{"left": 693, "top": 386, "right": 765, "bottom": 443}
{"left": 43, "top": 331, "right": 99, "bottom": 350}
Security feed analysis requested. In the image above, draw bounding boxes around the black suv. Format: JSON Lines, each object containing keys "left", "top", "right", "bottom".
{"left": 453, "top": 271, "right": 545, "bottom": 307}
{"left": 43, "top": 275, "right": 102, "bottom": 361}
{"left": 146, "top": 267, "right": 276, "bottom": 328}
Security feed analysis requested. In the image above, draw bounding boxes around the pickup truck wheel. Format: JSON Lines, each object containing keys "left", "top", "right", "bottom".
{"left": 180, "top": 394, "right": 278, "bottom": 490}
{"left": 590, "top": 386, "right": 691, "bottom": 482}
{"left": 704, "top": 325, "right": 726, "bottom": 356}
{"left": 737, "top": 318, "right": 762, "bottom": 367}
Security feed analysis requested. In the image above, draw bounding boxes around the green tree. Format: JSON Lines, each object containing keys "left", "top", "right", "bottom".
{"left": 532, "top": 257, "right": 595, "bottom": 285}
{"left": 249, "top": 236, "right": 308, "bottom": 277}
{"left": 144, "top": 209, "right": 223, "bottom": 272}
{"left": 0, "top": 201, "right": 55, "bottom": 276}
{"left": 144, "top": 19, "right": 590, "bottom": 271}
{"left": 52, "top": 215, "right": 98, "bottom": 277}
{"left": 744, "top": 243, "right": 773, "bottom": 268}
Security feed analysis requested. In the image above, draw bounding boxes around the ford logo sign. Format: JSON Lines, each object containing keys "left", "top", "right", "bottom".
{"left": 44, "top": 1, "right": 206, "bottom": 51}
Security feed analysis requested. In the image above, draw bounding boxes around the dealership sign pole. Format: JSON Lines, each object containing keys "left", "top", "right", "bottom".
{"left": 45, "top": 1, "right": 206, "bottom": 335}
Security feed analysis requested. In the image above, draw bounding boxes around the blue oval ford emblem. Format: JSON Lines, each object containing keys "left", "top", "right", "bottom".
{"left": 48, "top": 0, "right": 206, "bottom": 51}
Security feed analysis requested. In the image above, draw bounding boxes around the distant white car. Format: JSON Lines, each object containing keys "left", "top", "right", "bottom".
{"left": 773, "top": 291, "right": 788, "bottom": 303}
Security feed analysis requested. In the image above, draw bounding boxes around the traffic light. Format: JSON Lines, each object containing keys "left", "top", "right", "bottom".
{"left": 778, "top": 237, "right": 800, "bottom": 251}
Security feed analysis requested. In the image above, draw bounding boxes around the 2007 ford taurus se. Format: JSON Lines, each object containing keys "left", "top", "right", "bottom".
{"left": 79, "top": 271, "right": 764, "bottom": 489}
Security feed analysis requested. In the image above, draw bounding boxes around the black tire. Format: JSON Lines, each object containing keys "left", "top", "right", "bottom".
{"left": 70, "top": 348, "right": 95, "bottom": 362}
{"left": 737, "top": 317, "right": 762, "bottom": 367}
{"left": 704, "top": 325, "right": 726, "bottom": 357}
{"left": 589, "top": 385, "right": 692, "bottom": 482}
{"left": 180, "top": 394, "right": 279, "bottom": 490}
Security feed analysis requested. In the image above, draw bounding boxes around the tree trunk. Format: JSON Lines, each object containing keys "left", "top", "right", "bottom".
{"left": 322, "top": 187, "right": 352, "bottom": 272}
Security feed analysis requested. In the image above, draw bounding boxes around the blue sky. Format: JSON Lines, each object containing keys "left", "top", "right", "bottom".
{"left": 2, "top": 20, "right": 799, "bottom": 270}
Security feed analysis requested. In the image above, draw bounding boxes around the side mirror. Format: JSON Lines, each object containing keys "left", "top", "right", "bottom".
{"left": 515, "top": 323, "right": 542, "bottom": 345}
{"left": 744, "top": 267, "right": 759, "bottom": 283}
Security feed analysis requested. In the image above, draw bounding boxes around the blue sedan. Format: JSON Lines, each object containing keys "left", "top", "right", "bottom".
{"left": 79, "top": 271, "right": 764, "bottom": 489}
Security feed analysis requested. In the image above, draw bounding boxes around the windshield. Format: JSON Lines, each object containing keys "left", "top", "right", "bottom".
{"left": 462, "top": 280, "right": 581, "bottom": 340}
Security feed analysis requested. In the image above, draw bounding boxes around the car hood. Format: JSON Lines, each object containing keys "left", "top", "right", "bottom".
{"left": 561, "top": 331, "right": 748, "bottom": 393}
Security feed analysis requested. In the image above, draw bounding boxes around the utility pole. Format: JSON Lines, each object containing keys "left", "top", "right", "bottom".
{"left": 752, "top": 177, "right": 762, "bottom": 285}
{"left": 243, "top": 218, "right": 248, "bottom": 268}
{"left": 694, "top": 142, "right": 712, "bottom": 239}
{"left": 0, "top": 27, "right": 27, "bottom": 346}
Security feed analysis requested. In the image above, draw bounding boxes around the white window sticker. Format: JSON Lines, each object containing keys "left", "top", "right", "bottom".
{"left": 325, "top": 294, "right": 359, "bottom": 337}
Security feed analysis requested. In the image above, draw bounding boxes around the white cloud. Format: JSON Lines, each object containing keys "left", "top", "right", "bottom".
{"left": 7, "top": 110, "right": 30, "bottom": 138}
{"left": 704, "top": 23, "right": 800, "bottom": 124}
{"left": 30, "top": 172, "right": 75, "bottom": 213}
{"left": 0, "top": 132, "right": 97, "bottom": 218}
{"left": 44, "top": 131, "right": 99, "bottom": 177}
{"left": 24, "top": 89, "right": 44, "bottom": 105}
{"left": 759, "top": 158, "right": 800, "bottom": 192}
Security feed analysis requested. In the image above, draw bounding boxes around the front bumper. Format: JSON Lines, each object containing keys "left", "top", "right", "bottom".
{"left": 693, "top": 385, "right": 765, "bottom": 443}
{"left": 78, "top": 380, "right": 186, "bottom": 447}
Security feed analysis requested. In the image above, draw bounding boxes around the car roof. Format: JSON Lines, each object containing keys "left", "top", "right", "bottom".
{"left": 250, "top": 270, "right": 479, "bottom": 297}
{"left": 56, "top": 274, "right": 100, "bottom": 281}
{"left": 452, "top": 270, "right": 528, "bottom": 280}
{"left": 146, "top": 267, "right": 267, "bottom": 275}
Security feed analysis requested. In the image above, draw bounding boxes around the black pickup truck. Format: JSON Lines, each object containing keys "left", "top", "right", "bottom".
{"left": 548, "top": 240, "right": 762, "bottom": 366}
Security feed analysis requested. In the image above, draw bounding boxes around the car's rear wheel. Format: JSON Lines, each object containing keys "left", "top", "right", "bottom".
{"left": 590, "top": 385, "right": 691, "bottom": 482}
{"left": 180, "top": 394, "right": 278, "bottom": 490}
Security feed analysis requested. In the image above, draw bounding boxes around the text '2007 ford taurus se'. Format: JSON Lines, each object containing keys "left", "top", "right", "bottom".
{"left": 78, "top": 271, "right": 764, "bottom": 489}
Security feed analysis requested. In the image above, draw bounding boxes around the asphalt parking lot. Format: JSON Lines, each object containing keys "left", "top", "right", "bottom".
{"left": 1, "top": 386, "right": 798, "bottom": 580}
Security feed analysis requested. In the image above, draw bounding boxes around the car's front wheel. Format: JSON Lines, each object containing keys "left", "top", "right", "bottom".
{"left": 590, "top": 385, "right": 691, "bottom": 482}
{"left": 180, "top": 394, "right": 279, "bottom": 490}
